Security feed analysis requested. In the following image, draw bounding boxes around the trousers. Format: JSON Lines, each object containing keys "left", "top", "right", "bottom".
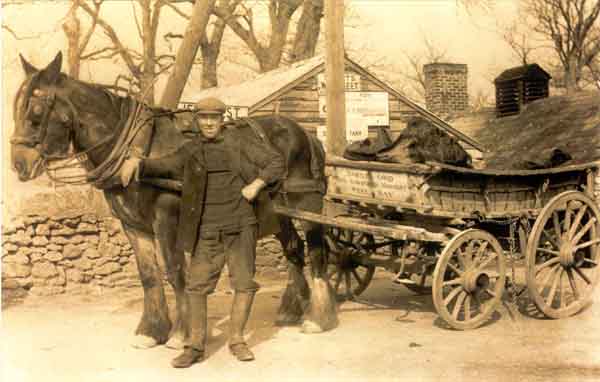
{"left": 186, "top": 224, "right": 260, "bottom": 295}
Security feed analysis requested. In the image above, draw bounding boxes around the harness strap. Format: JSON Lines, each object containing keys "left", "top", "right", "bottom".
{"left": 241, "top": 117, "right": 269, "bottom": 144}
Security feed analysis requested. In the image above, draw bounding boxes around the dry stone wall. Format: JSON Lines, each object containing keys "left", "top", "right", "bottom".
{"left": 2, "top": 212, "right": 287, "bottom": 302}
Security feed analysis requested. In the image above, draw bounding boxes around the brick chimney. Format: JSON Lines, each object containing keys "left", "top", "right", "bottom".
{"left": 424, "top": 63, "right": 468, "bottom": 117}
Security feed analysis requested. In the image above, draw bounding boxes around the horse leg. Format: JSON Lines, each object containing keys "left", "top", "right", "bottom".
{"left": 301, "top": 222, "right": 338, "bottom": 333}
{"left": 275, "top": 217, "right": 310, "bottom": 326}
{"left": 152, "top": 194, "right": 188, "bottom": 350}
{"left": 122, "top": 224, "right": 172, "bottom": 348}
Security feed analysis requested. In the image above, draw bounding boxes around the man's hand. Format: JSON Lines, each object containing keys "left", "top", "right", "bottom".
{"left": 241, "top": 178, "right": 266, "bottom": 202}
{"left": 120, "top": 157, "right": 141, "bottom": 187}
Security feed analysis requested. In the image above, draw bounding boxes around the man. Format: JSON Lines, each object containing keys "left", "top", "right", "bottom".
{"left": 120, "top": 97, "right": 285, "bottom": 368}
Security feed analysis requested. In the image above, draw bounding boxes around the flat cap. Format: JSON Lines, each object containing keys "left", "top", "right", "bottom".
{"left": 195, "top": 97, "right": 226, "bottom": 115}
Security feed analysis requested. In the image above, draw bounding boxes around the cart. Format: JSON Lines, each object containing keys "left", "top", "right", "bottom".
{"left": 274, "top": 156, "right": 600, "bottom": 330}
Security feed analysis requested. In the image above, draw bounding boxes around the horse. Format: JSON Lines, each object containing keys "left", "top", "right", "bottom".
{"left": 10, "top": 51, "right": 338, "bottom": 349}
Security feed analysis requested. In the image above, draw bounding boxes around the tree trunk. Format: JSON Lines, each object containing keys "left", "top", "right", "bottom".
{"left": 564, "top": 55, "right": 580, "bottom": 94}
{"left": 200, "top": 18, "right": 226, "bottom": 89}
{"left": 291, "top": 0, "right": 323, "bottom": 62}
{"left": 62, "top": 1, "right": 81, "bottom": 79}
{"left": 160, "top": 0, "right": 216, "bottom": 108}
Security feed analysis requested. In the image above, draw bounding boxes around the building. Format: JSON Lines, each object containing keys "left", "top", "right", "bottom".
{"left": 183, "top": 54, "right": 483, "bottom": 154}
{"left": 185, "top": 55, "right": 433, "bottom": 134}
{"left": 494, "top": 64, "right": 551, "bottom": 118}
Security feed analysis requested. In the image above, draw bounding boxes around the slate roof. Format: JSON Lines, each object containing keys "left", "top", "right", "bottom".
{"left": 494, "top": 63, "right": 551, "bottom": 83}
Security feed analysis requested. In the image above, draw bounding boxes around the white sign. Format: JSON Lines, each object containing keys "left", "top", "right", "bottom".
{"left": 345, "top": 92, "right": 389, "bottom": 126}
{"left": 319, "top": 92, "right": 390, "bottom": 142}
{"left": 317, "top": 72, "right": 362, "bottom": 95}
{"left": 225, "top": 106, "right": 248, "bottom": 121}
{"left": 346, "top": 114, "right": 368, "bottom": 142}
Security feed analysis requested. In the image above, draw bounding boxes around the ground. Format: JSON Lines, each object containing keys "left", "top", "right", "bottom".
{"left": 3, "top": 271, "right": 600, "bottom": 382}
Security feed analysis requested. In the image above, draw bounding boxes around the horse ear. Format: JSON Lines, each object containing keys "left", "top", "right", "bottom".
{"left": 19, "top": 54, "right": 38, "bottom": 76}
{"left": 40, "top": 51, "right": 63, "bottom": 84}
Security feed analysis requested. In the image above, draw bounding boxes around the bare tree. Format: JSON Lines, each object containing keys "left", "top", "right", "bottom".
{"left": 76, "top": 0, "right": 173, "bottom": 104}
{"left": 61, "top": 0, "right": 103, "bottom": 79}
{"left": 214, "top": 0, "right": 300, "bottom": 72}
{"left": 501, "top": 20, "right": 540, "bottom": 66}
{"left": 162, "top": 1, "right": 228, "bottom": 90}
{"left": 401, "top": 35, "right": 450, "bottom": 101}
{"left": 214, "top": 0, "right": 323, "bottom": 72}
{"left": 526, "top": 0, "right": 600, "bottom": 93}
{"left": 160, "top": 0, "right": 216, "bottom": 108}
{"left": 289, "top": 0, "right": 324, "bottom": 62}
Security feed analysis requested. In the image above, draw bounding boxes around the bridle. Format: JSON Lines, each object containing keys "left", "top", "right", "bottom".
{"left": 10, "top": 85, "right": 117, "bottom": 184}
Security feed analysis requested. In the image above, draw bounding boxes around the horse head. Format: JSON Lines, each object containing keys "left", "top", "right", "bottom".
{"left": 11, "top": 52, "right": 76, "bottom": 181}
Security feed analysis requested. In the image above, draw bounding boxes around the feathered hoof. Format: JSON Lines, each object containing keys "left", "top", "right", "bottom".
{"left": 165, "top": 335, "right": 185, "bottom": 350}
{"left": 131, "top": 335, "right": 159, "bottom": 349}
{"left": 274, "top": 314, "right": 303, "bottom": 327}
{"left": 300, "top": 320, "right": 325, "bottom": 334}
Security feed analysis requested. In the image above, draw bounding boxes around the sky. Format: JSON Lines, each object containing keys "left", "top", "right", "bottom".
{"left": 1, "top": 0, "right": 524, "bottom": 220}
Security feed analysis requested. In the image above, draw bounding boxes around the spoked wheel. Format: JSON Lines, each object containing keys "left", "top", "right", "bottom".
{"left": 324, "top": 228, "right": 376, "bottom": 301}
{"left": 433, "top": 229, "right": 506, "bottom": 330}
{"left": 526, "top": 191, "right": 600, "bottom": 318}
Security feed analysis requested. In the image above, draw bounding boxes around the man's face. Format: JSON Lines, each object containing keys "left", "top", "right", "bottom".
{"left": 195, "top": 113, "right": 224, "bottom": 139}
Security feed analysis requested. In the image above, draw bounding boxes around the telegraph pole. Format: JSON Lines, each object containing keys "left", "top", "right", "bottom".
{"left": 324, "top": 0, "right": 346, "bottom": 156}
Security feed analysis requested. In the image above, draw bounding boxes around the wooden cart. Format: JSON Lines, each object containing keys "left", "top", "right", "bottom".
{"left": 274, "top": 156, "right": 600, "bottom": 330}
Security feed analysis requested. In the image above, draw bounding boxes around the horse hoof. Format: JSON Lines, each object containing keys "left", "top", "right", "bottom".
{"left": 131, "top": 335, "right": 159, "bottom": 349}
{"left": 300, "top": 320, "right": 324, "bottom": 334}
{"left": 165, "top": 336, "right": 185, "bottom": 350}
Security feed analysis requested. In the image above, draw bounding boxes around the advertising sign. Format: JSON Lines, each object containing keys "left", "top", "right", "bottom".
{"left": 319, "top": 91, "right": 390, "bottom": 142}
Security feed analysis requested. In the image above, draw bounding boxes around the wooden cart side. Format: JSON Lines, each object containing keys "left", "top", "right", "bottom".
{"left": 325, "top": 157, "right": 599, "bottom": 220}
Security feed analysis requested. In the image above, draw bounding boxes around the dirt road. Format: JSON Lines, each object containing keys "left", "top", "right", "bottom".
{"left": 3, "top": 273, "right": 600, "bottom": 382}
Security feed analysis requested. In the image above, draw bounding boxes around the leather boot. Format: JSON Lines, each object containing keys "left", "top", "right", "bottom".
{"left": 229, "top": 291, "right": 255, "bottom": 361}
{"left": 171, "top": 293, "right": 207, "bottom": 368}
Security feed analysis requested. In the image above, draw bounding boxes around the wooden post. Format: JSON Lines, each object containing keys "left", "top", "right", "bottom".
{"left": 324, "top": 0, "right": 346, "bottom": 156}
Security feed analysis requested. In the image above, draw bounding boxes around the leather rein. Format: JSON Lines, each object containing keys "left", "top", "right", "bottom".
{"left": 11, "top": 86, "right": 134, "bottom": 186}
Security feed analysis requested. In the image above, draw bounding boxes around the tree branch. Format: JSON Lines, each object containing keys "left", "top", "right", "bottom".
{"left": 78, "top": 0, "right": 140, "bottom": 76}
{"left": 79, "top": 0, "right": 103, "bottom": 53}
{"left": 131, "top": 0, "right": 144, "bottom": 41}
{"left": 2, "top": 24, "right": 44, "bottom": 40}
{"left": 164, "top": 0, "right": 190, "bottom": 19}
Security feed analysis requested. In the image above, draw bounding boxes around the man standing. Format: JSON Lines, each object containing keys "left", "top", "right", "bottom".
{"left": 120, "top": 97, "right": 285, "bottom": 367}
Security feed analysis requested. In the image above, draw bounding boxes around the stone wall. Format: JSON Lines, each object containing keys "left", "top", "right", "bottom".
{"left": 424, "top": 63, "right": 469, "bottom": 117}
{"left": 2, "top": 212, "right": 287, "bottom": 302}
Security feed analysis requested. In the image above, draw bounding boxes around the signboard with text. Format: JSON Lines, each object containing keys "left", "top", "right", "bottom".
{"left": 318, "top": 91, "right": 390, "bottom": 142}
{"left": 317, "top": 72, "right": 362, "bottom": 95}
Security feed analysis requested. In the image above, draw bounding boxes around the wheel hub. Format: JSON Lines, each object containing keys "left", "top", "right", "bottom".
{"left": 559, "top": 242, "right": 575, "bottom": 267}
{"left": 463, "top": 270, "right": 490, "bottom": 293}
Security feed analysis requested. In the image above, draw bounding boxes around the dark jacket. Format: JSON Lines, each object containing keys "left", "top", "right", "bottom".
{"left": 140, "top": 125, "right": 285, "bottom": 254}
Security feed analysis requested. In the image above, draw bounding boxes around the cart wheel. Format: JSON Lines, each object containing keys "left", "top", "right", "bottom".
{"left": 526, "top": 191, "right": 600, "bottom": 319}
{"left": 432, "top": 229, "right": 506, "bottom": 330}
{"left": 325, "top": 228, "right": 376, "bottom": 301}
